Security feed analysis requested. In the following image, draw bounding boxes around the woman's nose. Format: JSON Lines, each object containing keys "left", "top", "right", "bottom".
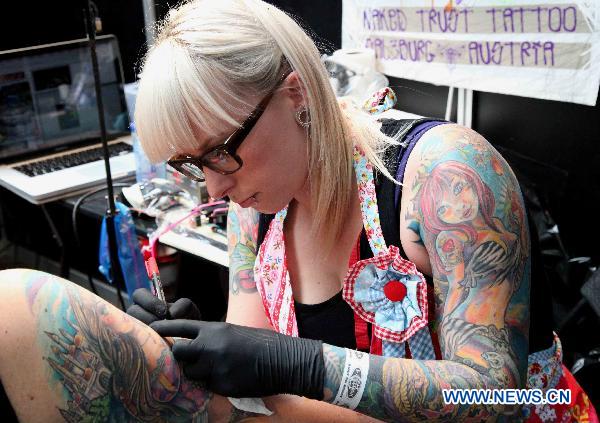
{"left": 203, "top": 167, "right": 235, "bottom": 200}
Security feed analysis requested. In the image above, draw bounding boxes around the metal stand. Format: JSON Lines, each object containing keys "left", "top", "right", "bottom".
{"left": 446, "top": 86, "right": 473, "bottom": 128}
{"left": 84, "top": 0, "right": 126, "bottom": 310}
{"left": 142, "top": 0, "right": 157, "bottom": 48}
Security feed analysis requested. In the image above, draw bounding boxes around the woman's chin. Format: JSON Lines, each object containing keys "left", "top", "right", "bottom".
{"left": 252, "top": 204, "right": 278, "bottom": 214}
{"left": 251, "top": 198, "right": 289, "bottom": 215}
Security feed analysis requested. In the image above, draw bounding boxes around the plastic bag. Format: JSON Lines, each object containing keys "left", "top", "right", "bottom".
{"left": 98, "top": 201, "right": 151, "bottom": 297}
{"left": 322, "top": 49, "right": 389, "bottom": 102}
{"left": 121, "top": 178, "right": 196, "bottom": 217}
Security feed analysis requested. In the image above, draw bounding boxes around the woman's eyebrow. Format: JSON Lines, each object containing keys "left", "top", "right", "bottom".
{"left": 182, "top": 135, "right": 226, "bottom": 157}
{"left": 199, "top": 136, "right": 228, "bottom": 153}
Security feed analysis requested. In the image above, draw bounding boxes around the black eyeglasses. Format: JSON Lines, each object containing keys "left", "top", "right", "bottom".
{"left": 167, "top": 69, "right": 292, "bottom": 182}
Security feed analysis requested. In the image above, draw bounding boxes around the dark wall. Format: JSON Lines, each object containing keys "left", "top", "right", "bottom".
{"left": 476, "top": 88, "right": 600, "bottom": 259}
{"left": 1, "top": 1, "right": 147, "bottom": 83}
{"left": 264, "top": 0, "right": 343, "bottom": 53}
{"left": 0, "top": 1, "right": 339, "bottom": 82}
{"left": 2, "top": 0, "right": 599, "bottom": 261}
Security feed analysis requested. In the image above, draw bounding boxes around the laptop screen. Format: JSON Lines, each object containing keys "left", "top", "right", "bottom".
{"left": 0, "top": 35, "right": 129, "bottom": 162}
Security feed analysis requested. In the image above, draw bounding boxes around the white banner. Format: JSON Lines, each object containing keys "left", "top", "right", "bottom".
{"left": 342, "top": 0, "right": 600, "bottom": 106}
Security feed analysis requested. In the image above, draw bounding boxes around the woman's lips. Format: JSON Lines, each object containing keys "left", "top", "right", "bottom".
{"left": 239, "top": 194, "right": 257, "bottom": 208}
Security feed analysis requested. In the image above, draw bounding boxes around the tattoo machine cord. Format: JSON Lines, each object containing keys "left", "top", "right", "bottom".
{"left": 142, "top": 200, "right": 227, "bottom": 301}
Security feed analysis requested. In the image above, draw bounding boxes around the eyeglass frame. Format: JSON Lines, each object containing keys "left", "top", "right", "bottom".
{"left": 167, "top": 68, "right": 293, "bottom": 182}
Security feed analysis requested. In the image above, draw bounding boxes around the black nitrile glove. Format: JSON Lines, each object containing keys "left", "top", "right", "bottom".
{"left": 150, "top": 320, "right": 325, "bottom": 399}
{"left": 127, "top": 288, "right": 201, "bottom": 325}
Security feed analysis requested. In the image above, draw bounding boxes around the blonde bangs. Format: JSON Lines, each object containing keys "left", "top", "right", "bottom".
{"left": 135, "top": 39, "right": 245, "bottom": 163}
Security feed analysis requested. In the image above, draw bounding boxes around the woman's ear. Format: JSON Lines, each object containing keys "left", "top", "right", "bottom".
{"left": 282, "top": 71, "right": 307, "bottom": 109}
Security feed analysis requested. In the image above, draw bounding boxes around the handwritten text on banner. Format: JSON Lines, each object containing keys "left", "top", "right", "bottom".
{"left": 342, "top": 0, "right": 600, "bottom": 105}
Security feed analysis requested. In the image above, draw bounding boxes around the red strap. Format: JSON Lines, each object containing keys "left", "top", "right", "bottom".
{"left": 348, "top": 237, "right": 370, "bottom": 351}
{"left": 354, "top": 316, "right": 370, "bottom": 351}
{"left": 370, "top": 335, "right": 383, "bottom": 355}
{"left": 426, "top": 280, "right": 443, "bottom": 359}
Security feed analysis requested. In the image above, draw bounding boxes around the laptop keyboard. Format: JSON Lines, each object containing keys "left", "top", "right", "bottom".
{"left": 14, "top": 142, "right": 133, "bottom": 177}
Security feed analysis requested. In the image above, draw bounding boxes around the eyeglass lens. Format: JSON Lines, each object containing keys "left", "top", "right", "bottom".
{"left": 172, "top": 149, "right": 242, "bottom": 181}
{"left": 178, "top": 162, "right": 205, "bottom": 180}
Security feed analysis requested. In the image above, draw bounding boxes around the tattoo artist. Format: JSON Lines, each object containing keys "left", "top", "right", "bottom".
{"left": 127, "top": 0, "right": 597, "bottom": 421}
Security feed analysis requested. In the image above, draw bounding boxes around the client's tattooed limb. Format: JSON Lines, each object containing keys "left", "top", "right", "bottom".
{"left": 24, "top": 270, "right": 210, "bottom": 422}
{"left": 0, "top": 270, "right": 265, "bottom": 423}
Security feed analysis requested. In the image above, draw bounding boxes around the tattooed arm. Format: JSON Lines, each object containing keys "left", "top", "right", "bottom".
{"left": 0, "top": 269, "right": 383, "bottom": 423}
{"left": 225, "top": 201, "right": 273, "bottom": 329}
{"left": 322, "top": 124, "right": 531, "bottom": 421}
{"left": 0, "top": 269, "right": 255, "bottom": 422}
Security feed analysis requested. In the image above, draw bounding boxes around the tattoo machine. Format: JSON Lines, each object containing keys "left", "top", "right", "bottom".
{"left": 142, "top": 200, "right": 227, "bottom": 301}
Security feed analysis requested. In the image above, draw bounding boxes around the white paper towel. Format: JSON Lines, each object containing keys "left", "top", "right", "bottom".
{"left": 228, "top": 397, "right": 273, "bottom": 416}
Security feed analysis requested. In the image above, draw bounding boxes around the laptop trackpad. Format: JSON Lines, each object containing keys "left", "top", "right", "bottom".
{"left": 73, "top": 155, "right": 134, "bottom": 178}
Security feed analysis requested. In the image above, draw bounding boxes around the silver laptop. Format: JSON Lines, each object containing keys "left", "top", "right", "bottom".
{"left": 0, "top": 35, "right": 135, "bottom": 205}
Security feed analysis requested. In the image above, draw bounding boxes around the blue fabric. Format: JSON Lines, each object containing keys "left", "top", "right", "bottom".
{"left": 98, "top": 217, "right": 110, "bottom": 281}
{"left": 407, "top": 326, "right": 436, "bottom": 360}
{"left": 354, "top": 262, "right": 422, "bottom": 333}
{"left": 383, "top": 327, "right": 435, "bottom": 360}
{"left": 383, "top": 340, "right": 406, "bottom": 358}
{"left": 98, "top": 201, "right": 151, "bottom": 298}
{"left": 394, "top": 120, "right": 449, "bottom": 208}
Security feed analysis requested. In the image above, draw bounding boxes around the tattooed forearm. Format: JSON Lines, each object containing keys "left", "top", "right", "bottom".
{"left": 323, "top": 342, "right": 521, "bottom": 422}
{"left": 322, "top": 344, "right": 388, "bottom": 421}
{"left": 378, "top": 357, "right": 493, "bottom": 421}
{"left": 322, "top": 345, "right": 344, "bottom": 402}
{"left": 227, "top": 202, "right": 260, "bottom": 295}
{"left": 441, "top": 317, "right": 520, "bottom": 389}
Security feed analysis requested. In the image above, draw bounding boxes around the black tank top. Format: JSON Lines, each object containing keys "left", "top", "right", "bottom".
{"left": 295, "top": 291, "right": 357, "bottom": 349}
{"left": 293, "top": 119, "right": 442, "bottom": 350}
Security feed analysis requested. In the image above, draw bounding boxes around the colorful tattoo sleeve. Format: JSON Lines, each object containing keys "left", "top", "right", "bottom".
{"left": 23, "top": 272, "right": 211, "bottom": 422}
{"left": 20, "top": 271, "right": 265, "bottom": 422}
{"left": 227, "top": 202, "right": 260, "bottom": 295}
{"left": 323, "top": 124, "right": 531, "bottom": 421}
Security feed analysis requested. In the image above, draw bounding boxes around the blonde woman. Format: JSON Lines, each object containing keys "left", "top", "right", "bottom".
{"left": 0, "top": 0, "right": 596, "bottom": 421}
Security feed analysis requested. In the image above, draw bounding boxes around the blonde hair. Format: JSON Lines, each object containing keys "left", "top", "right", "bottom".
{"left": 135, "top": 0, "right": 398, "bottom": 247}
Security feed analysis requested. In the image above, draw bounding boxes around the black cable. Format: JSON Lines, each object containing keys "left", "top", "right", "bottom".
{"left": 84, "top": 1, "right": 116, "bottom": 214}
{"left": 72, "top": 183, "right": 131, "bottom": 303}
{"left": 41, "top": 204, "right": 68, "bottom": 278}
